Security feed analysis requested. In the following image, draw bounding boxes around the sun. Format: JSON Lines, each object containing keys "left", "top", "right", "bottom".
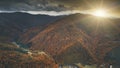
{"left": 93, "top": 9, "right": 107, "bottom": 17}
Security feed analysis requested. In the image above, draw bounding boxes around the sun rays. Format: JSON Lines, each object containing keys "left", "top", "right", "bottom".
{"left": 93, "top": 9, "right": 107, "bottom": 17}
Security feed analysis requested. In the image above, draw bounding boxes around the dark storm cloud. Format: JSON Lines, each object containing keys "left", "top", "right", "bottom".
{"left": 0, "top": 0, "right": 120, "bottom": 11}
{"left": 0, "top": 0, "right": 67, "bottom": 11}
{"left": 0, "top": 0, "right": 81, "bottom": 16}
{"left": 0, "top": 0, "right": 25, "bottom": 2}
{"left": 56, "top": 0, "right": 120, "bottom": 8}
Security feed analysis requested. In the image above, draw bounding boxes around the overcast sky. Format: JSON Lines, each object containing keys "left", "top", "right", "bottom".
{"left": 0, "top": 0, "right": 119, "bottom": 16}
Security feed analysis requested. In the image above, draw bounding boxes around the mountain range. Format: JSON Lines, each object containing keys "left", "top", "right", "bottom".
{"left": 0, "top": 12, "right": 120, "bottom": 67}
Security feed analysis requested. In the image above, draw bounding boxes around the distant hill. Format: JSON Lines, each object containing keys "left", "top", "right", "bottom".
{"left": 0, "top": 12, "right": 63, "bottom": 41}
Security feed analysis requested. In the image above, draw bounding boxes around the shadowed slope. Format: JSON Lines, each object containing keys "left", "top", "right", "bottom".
{"left": 0, "top": 12, "right": 62, "bottom": 41}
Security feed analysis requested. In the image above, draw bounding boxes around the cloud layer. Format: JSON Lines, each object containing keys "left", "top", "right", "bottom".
{"left": 0, "top": 10, "right": 86, "bottom": 16}
{"left": 0, "top": 0, "right": 120, "bottom": 17}
{"left": 0, "top": 0, "right": 118, "bottom": 11}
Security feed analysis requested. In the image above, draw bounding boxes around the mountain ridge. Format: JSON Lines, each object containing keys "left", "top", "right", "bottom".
{"left": 20, "top": 13, "right": 120, "bottom": 65}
